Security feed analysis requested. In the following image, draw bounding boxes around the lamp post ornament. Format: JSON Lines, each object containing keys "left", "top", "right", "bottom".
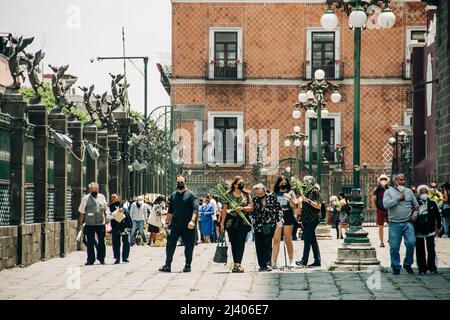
{"left": 296, "top": 69, "right": 341, "bottom": 185}
{"left": 321, "top": 0, "right": 396, "bottom": 268}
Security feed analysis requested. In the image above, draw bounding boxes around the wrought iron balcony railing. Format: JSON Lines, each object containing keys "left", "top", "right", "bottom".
{"left": 205, "top": 61, "right": 246, "bottom": 80}
{"left": 302, "top": 62, "right": 344, "bottom": 80}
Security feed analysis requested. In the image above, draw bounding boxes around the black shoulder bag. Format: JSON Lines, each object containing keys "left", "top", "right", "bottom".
{"left": 213, "top": 232, "right": 228, "bottom": 264}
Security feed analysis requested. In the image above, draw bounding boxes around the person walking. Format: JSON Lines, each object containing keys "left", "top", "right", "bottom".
{"left": 441, "top": 182, "right": 450, "bottom": 238}
{"left": 107, "top": 193, "right": 132, "bottom": 264}
{"left": 337, "top": 192, "right": 350, "bottom": 239}
{"left": 130, "top": 196, "right": 149, "bottom": 246}
{"left": 220, "top": 176, "right": 254, "bottom": 273}
{"left": 271, "top": 175, "right": 299, "bottom": 269}
{"left": 199, "top": 197, "right": 215, "bottom": 243}
{"left": 78, "top": 182, "right": 108, "bottom": 265}
{"left": 159, "top": 175, "right": 199, "bottom": 273}
{"left": 296, "top": 176, "right": 322, "bottom": 268}
{"left": 147, "top": 196, "right": 165, "bottom": 246}
{"left": 414, "top": 185, "right": 441, "bottom": 275}
{"left": 329, "top": 195, "right": 340, "bottom": 239}
{"left": 372, "top": 174, "right": 390, "bottom": 247}
{"left": 208, "top": 193, "right": 219, "bottom": 243}
{"left": 383, "top": 173, "right": 419, "bottom": 275}
{"left": 250, "top": 183, "right": 283, "bottom": 272}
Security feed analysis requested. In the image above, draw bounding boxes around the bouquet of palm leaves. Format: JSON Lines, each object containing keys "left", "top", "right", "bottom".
{"left": 291, "top": 176, "right": 314, "bottom": 196}
{"left": 210, "top": 184, "right": 253, "bottom": 227}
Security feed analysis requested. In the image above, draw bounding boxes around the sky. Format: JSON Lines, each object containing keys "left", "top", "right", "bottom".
{"left": 0, "top": 0, "right": 172, "bottom": 116}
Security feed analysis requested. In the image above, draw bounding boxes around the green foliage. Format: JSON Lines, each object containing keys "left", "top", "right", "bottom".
{"left": 19, "top": 83, "right": 56, "bottom": 111}
{"left": 129, "top": 109, "right": 144, "bottom": 120}
{"left": 19, "top": 83, "right": 92, "bottom": 124}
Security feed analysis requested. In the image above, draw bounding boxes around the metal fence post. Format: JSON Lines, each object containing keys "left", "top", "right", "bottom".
{"left": 108, "top": 133, "right": 120, "bottom": 196}
{"left": 97, "top": 129, "right": 109, "bottom": 199}
{"left": 83, "top": 124, "right": 98, "bottom": 188}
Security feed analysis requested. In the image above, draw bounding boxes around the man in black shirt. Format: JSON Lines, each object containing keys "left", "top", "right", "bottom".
{"left": 159, "top": 175, "right": 199, "bottom": 273}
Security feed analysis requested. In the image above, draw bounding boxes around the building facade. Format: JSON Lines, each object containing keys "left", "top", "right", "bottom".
{"left": 164, "top": 0, "right": 427, "bottom": 189}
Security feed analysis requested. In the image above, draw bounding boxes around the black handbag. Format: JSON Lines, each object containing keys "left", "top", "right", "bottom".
{"left": 213, "top": 232, "right": 228, "bottom": 264}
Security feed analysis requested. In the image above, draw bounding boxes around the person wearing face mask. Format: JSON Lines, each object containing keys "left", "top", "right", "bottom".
{"left": 147, "top": 196, "right": 166, "bottom": 246}
{"left": 107, "top": 194, "right": 132, "bottom": 264}
{"left": 220, "top": 176, "right": 254, "bottom": 273}
{"left": 383, "top": 173, "right": 419, "bottom": 275}
{"left": 428, "top": 182, "right": 443, "bottom": 206}
{"left": 414, "top": 185, "right": 441, "bottom": 275}
{"left": 296, "top": 175, "right": 322, "bottom": 268}
{"left": 78, "top": 182, "right": 108, "bottom": 265}
{"left": 250, "top": 183, "right": 283, "bottom": 272}
{"left": 159, "top": 175, "right": 199, "bottom": 273}
{"left": 271, "top": 175, "right": 299, "bottom": 269}
{"left": 130, "top": 196, "right": 149, "bottom": 246}
{"left": 372, "top": 174, "right": 390, "bottom": 247}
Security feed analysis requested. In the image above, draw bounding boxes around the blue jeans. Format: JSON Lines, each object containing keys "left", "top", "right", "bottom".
{"left": 131, "top": 220, "right": 146, "bottom": 244}
{"left": 443, "top": 217, "right": 450, "bottom": 236}
{"left": 388, "top": 221, "right": 416, "bottom": 271}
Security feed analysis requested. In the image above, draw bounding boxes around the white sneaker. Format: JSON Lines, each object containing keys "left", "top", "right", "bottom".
{"left": 272, "top": 263, "right": 278, "bottom": 269}
{"left": 289, "top": 260, "right": 296, "bottom": 268}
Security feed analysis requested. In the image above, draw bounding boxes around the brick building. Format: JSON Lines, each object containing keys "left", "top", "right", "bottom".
{"left": 161, "top": 0, "right": 427, "bottom": 190}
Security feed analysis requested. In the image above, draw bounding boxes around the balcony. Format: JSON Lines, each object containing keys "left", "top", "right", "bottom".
{"left": 302, "top": 62, "right": 344, "bottom": 81}
{"left": 205, "top": 61, "right": 246, "bottom": 80}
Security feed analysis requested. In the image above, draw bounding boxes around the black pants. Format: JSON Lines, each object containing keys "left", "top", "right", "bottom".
{"left": 301, "top": 221, "right": 321, "bottom": 264}
{"left": 165, "top": 225, "right": 195, "bottom": 266}
{"left": 334, "top": 220, "right": 340, "bottom": 238}
{"left": 227, "top": 224, "right": 250, "bottom": 264}
{"left": 112, "top": 231, "right": 130, "bottom": 261}
{"left": 292, "top": 223, "right": 299, "bottom": 240}
{"left": 416, "top": 235, "right": 437, "bottom": 273}
{"left": 254, "top": 228, "right": 275, "bottom": 268}
{"left": 85, "top": 225, "right": 106, "bottom": 264}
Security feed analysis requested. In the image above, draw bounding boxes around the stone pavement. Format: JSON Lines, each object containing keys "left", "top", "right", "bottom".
{"left": 1, "top": 227, "right": 450, "bottom": 300}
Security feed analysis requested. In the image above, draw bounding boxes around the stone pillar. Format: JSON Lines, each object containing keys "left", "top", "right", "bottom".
{"left": 1, "top": 92, "right": 27, "bottom": 226}
{"left": 108, "top": 134, "right": 120, "bottom": 196}
{"left": 27, "top": 104, "right": 48, "bottom": 223}
{"left": 48, "top": 113, "right": 68, "bottom": 222}
{"left": 97, "top": 130, "right": 109, "bottom": 199}
{"left": 68, "top": 121, "right": 83, "bottom": 227}
{"left": 116, "top": 112, "right": 132, "bottom": 200}
{"left": 83, "top": 124, "right": 98, "bottom": 187}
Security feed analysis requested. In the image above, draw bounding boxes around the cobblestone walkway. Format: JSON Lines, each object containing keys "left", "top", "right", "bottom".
{"left": 1, "top": 228, "right": 450, "bottom": 300}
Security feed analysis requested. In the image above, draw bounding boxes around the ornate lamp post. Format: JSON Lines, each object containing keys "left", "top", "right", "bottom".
{"left": 296, "top": 69, "right": 341, "bottom": 185}
{"left": 284, "top": 126, "right": 309, "bottom": 177}
{"left": 321, "top": 0, "right": 396, "bottom": 268}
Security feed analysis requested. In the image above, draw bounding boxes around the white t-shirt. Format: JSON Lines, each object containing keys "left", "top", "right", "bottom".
{"left": 210, "top": 199, "right": 218, "bottom": 221}
{"left": 129, "top": 202, "right": 150, "bottom": 221}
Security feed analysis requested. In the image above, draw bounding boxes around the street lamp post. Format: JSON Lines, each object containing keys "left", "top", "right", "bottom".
{"left": 297, "top": 69, "right": 341, "bottom": 185}
{"left": 321, "top": 0, "right": 396, "bottom": 268}
{"left": 284, "top": 127, "right": 308, "bottom": 177}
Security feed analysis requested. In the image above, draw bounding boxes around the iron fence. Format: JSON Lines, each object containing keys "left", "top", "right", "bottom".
{"left": 48, "top": 140, "right": 55, "bottom": 222}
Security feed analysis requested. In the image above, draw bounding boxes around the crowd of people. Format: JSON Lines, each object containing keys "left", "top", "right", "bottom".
{"left": 77, "top": 172, "right": 450, "bottom": 276}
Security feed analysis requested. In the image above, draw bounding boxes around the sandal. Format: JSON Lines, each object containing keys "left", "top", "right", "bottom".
{"left": 232, "top": 264, "right": 244, "bottom": 273}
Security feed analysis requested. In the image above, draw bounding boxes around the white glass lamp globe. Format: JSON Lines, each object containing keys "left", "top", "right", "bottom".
{"left": 306, "top": 109, "right": 316, "bottom": 118}
{"left": 330, "top": 91, "right": 342, "bottom": 103}
{"left": 285, "top": 167, "right": 291, "bottom": 173}
{"left": 349, "top": 6, "right": 367, "bottom": 28}
{"left": 284, "top": 139, "right": 291, "bottom": 147}
{"left": 294, "top": 125, "right": 301, "bottom": 133}
{"left": 378, "top": 6, "right": 396, "bottom": 29}
{"left": 294, "top": 139, "right": 302, "bottom": 147}
{"left": 321, "top": 108, "right": 329, "bottom": 118}
{"left": 320, "top": 9, "right": 338, "bottom": 31}
{"left": 314, "top": 69, "right": 326, "bottom": 81}
{"left": 307, "top": 90, "right": 314, "bottom": 100}
{"left": 292, "top": 109, "right": 301, "bottom": 119}
{"left": 298, "top": 91, "right": 308, "bottom": 103}
{"left": 303, "top": 139, "right": 310, "bottom": 148}
{"left": 388, "top": 137, "right": 396, "bottom": 146}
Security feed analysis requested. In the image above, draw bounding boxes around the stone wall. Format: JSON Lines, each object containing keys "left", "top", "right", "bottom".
{"left": 0, "top": 226, "right": 18, "bottom": 270}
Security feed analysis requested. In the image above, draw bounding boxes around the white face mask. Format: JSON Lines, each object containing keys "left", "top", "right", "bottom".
{"left": 397, "top": 186, "right": 405, "bottom": 192}
{"left": 420, "top": 194, "right": 429, "bottom": 201}
{"left": 380, "top": 181, "right": 387, "bottom": 187}
{"left": 137, "top": 201, "right": 143, "bottom": 206}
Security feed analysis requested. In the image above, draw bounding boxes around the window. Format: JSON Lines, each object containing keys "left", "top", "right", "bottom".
{"left": 208, "top": 28, "right": 243, "bottom": 80}
{"left": 213, "top": 117, "right": 238, "bottom": 164}
{"left": 214, "top": 32, "right": 238, "bottom": 79}
{"left": 405, "top": 28, "right": 426, "bottom": 79}
{"left": 207, "top": 112, "right": 244, "bottom": 164}
{"left": 310, "top": 118, "right": 336, "bottom": 162}
{"left": 311, "top": 32, "right": 335, "bottom": 79}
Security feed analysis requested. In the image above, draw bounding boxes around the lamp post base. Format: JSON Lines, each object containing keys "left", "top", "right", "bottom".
{"left": 333, "top": 243, "right": 380, "bottom": 271}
